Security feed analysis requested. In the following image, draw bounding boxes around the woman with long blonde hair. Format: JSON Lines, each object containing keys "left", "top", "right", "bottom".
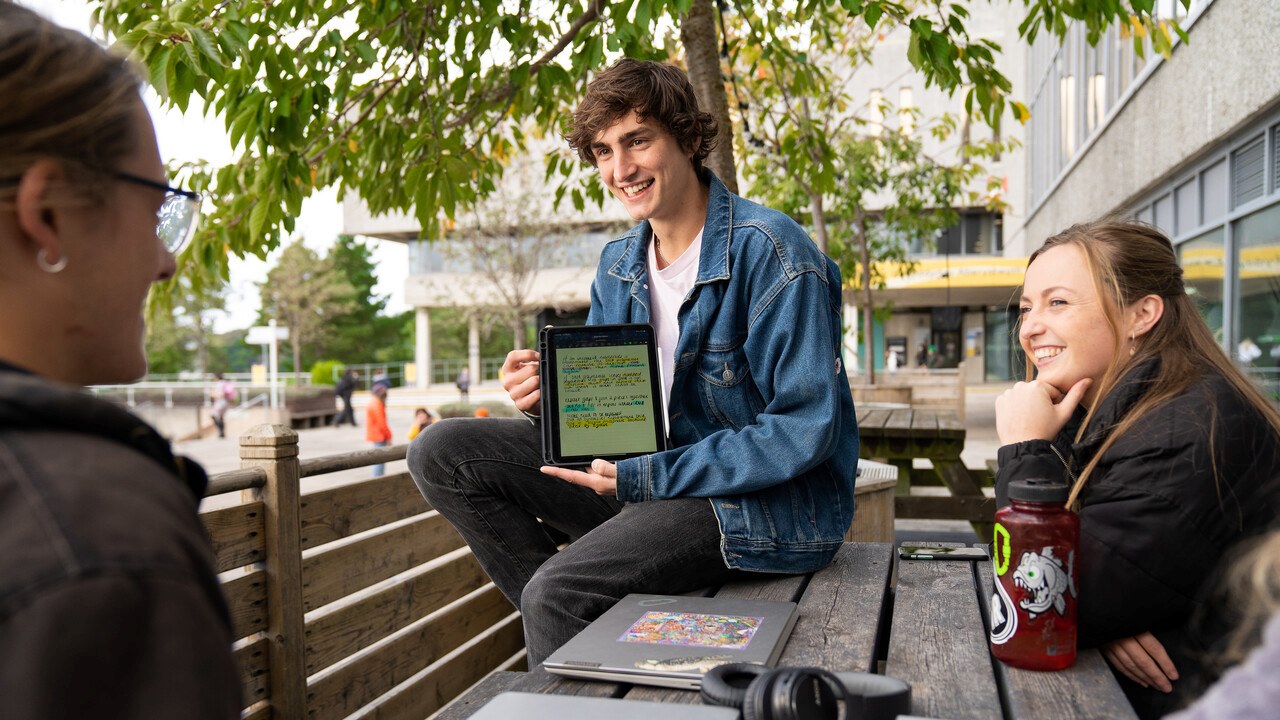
{"left": 994, "top": 220, "right": 1280, "bottom": 719}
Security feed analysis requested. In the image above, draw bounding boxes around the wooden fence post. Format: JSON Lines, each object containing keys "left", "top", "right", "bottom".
{"left": 240, "top": 424, "right": 306, "bottom": 719}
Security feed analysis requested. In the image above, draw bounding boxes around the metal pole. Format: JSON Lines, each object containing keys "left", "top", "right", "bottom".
{"left": 269, "top": 319, "right": 279, "bottom": 410}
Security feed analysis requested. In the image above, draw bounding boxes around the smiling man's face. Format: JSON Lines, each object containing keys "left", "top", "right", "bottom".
{"left": 590, "top": 111, "right": 699, "bottom": 224}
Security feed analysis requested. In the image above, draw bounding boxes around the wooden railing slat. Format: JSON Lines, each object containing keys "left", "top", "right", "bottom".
{"left": 304, "top": 547, "right": 488, "bottom": 674}
{"left": 234, "top": 635, "right": 270, "bottom": 709}
{"left": 239, "top": 701, "right": 271, "bottom": 720}
{"left": 305, "top": 584, "right": 517, "bottom": 720}
{"left": 298, "top": 472, "right": 424, "bottom": 550}
{"left": 222, "top": 568, "right": 268, "bottom": 641}
{"left": 354, "top": 615, "right": 526, "bottom": 720}
{"left": 300, "top": 511, "right": 466, "bottom": 612}
{"left": 201, "top": 501, "right": 266, "bottom": 573}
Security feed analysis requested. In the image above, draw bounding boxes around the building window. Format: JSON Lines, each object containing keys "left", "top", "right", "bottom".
{"left": 868, "top": 88, "right": 884, "bottom": 134}
{"left": 898, "top": 86, "right": 914, "bottom": 136}
{"left": 1202, "top": 159, "right": 1229, "bottom": 223}
{"left": 1235, "top": 203, "right": 1280, "bottom": 374}
{"left": 1175, "top": 179, "right": 1198, "bottom": 235}
{"left": 1059, "top": 69, "right": 1077, "bottom": 161}
{"left": 1232, "top": 134, "right": 1267, "bottom": 209}
{"left": 929, "top": 211, "right": 1003, "bottom": 256}
{"left": 1178, "top": 227, "right": 1225, "bottom": 342}
{"left": 1153, "top": 193, "right": 1174, "bottom": 236}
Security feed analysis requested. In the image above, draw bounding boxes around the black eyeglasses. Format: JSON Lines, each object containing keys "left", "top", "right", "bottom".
{"left": 114, "top": 171, "right": 202, "bottom": 254}
{"left": 0, "top": 170, "right": 202, "bottom": 254}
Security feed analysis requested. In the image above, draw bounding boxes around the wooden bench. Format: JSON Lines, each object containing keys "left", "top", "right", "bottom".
{"left": 850, "top": 363, "right": 967, "bottom": 421}
{"left": 437, "top": 543, "right": 1137, "bottom": 720}
{"left": 858, "top": 407, "right": 995, "bottom": 538}
{"left": 201, "top": 425, "right": 521, "bottom": 720}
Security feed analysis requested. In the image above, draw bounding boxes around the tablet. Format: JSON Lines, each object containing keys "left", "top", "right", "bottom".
{"left": 539, "top": 324, "right": 667, "bottom": 467}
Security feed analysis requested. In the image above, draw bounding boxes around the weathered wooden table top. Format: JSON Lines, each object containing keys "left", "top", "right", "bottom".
{"left": 437, "top": 543, "right": 1136, "bottom": 720}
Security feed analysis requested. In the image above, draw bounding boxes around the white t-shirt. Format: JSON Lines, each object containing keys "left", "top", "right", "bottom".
{"left": 647, "top": 229, "right": 703, "bottom": 411}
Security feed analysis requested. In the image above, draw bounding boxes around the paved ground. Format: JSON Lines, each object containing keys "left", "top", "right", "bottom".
{"left": 178, "top": 380, "right": 1013, "bottom": 536}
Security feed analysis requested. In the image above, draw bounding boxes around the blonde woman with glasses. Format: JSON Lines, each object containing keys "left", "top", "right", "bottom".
{"left": 0, "top": 3, "right": 239, "bottom": 717}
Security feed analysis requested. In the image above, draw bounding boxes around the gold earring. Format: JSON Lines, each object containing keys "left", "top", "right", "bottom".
{"left": 1129, "top": 333, "right": 1136, "bottom": 357}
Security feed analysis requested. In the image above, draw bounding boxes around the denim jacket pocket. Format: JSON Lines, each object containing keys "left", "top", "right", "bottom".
{"left": 696, "top": 336, "right": 766, "bottom": 431}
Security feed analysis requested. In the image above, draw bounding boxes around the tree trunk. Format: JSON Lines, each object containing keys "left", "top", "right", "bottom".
{"left": 512, "top": 316, "right": 525, "bottom": 352}
{"left": 857, "top": 209, "right": 875, "bottom": 385}
{"left": 293, "top": 343, "right": 303, "bottom": 382}
{"left": 809, "top": 192, "right": 829, "bottom": 255}
{"left": 680, "top": 0, "right": 738, "bottom": 194}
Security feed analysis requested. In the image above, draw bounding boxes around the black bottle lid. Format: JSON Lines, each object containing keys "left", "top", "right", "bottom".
{"left": 1008, "top": 478, "right": 1070, "bottom": 504}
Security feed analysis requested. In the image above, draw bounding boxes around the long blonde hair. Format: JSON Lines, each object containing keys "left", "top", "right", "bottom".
{"left": 1218, "top": 531, "right": 1280, "bottom": 666}
{"left": 1021, "top": 220, "right": 1280, "bottom": 508}
{"left": 0, "top": 1, "right": 140, "bottom": 202}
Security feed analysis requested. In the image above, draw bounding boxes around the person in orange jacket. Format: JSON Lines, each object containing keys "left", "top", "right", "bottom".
{"left": 366, "top": 383, "right": 392, "bottom": 477}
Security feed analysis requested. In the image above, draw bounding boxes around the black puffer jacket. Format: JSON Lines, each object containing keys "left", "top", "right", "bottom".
{"left": 996, "top": 359, "right": 1280, "bottom": 719}
{"left": 0, "top": 364, "right": 241, "bottom": 718}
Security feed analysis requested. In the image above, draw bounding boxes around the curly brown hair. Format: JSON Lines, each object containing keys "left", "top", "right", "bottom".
{"left": 565, "top": 59, "right": 718, "bottom": 173}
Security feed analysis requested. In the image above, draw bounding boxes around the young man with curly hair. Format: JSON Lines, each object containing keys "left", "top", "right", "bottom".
{"left": 409, "top": 59, "right": 858, "bottom": 664}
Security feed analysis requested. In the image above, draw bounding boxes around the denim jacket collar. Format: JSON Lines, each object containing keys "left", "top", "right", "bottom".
{"left": 606, "top": 169, "right": 733, "bottom": 286}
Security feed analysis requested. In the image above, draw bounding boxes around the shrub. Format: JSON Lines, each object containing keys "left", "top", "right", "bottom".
{"left": 310, "top": 360, "right": 345, "bottom": 386}
{"left": 436, "top": 402, "right": 518, "bottom": 419}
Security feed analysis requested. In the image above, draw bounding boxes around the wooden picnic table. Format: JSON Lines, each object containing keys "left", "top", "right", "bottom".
{"left": 856, "top": 407, "right": 995, "bottom": 539}
{"left": 436, "top": 543, "right": 1136, "bottom": 720}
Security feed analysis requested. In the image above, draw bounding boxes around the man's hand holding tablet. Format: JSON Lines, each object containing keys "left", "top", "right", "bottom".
{"left": 540, "top": 459, "right": 618, "bottom": 496}
{"left": 501, "top": 349, "right": 542, "bottom": 413}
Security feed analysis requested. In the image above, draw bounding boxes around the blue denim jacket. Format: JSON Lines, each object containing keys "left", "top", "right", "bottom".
{"left": 588, "top": 172, "right": 859, "bottom": 573}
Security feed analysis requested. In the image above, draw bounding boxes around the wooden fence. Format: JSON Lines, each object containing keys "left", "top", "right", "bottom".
{"left": 200, "top": 424, "right": 524, "bottom": 720}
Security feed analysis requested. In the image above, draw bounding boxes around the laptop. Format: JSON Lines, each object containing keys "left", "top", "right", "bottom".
{"left": 543, "top": 593, "right": 800, "bottom": 689}
{"left": 469, "top": 692, "right": 738, "bottom": 719}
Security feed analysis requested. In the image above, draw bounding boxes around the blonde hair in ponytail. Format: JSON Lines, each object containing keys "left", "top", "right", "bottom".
{"left": 0, "top": 1, "right": 141, "bottom": 204}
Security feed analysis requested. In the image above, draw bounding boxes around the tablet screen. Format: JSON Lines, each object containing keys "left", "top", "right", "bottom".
{"left": 540, "top": 324, "right": 666, "bottom": 466}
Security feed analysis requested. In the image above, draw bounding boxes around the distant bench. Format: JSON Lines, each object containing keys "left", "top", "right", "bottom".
{"left": 850, "top": 363, "right": 967, "bottom": 421}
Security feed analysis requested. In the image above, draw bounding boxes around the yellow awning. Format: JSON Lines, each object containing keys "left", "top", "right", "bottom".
{"left": 855, "top": 256, "right": 1029, "bottom": 290}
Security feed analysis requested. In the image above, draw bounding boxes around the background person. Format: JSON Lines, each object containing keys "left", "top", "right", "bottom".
{"left": 455, "top": 366, "right": 470, "bottom": 402}
{"left": 209, "top": 372, "right": 235, "bottom": 438}
{"left": 335, "top": 368, "right": 359, "bottom": 426}
{"left": 0, "top": 4, "right": 240, "bottom": 716}
{"left": 407, "top": 407, "right": 433, "bottom": 440}
{"left": 409, "top": 59, "right": 856, "bottom": 665}
{"left": 365, "top": 382, "right": 391, "bottom": 477}
{"left": 994, "top": 220, "right": 1280, "bottom": 718}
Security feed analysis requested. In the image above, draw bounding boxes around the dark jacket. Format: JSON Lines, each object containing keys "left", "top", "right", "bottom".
{"left": 0, "top": 365, "right": 241, "bottom": 719}
{"left": 996, "top": 359, "right": 1280, "bottom": 719}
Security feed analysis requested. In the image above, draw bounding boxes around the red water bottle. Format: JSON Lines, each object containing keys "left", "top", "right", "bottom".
{"left": 989, "top": 478, "right": 1078, "bottom": 670}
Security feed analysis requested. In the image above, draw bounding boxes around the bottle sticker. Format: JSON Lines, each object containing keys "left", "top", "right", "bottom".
{"left": 992, "top": 522, "right": 1011, "bottom": 576}
{"left": 990, "top": 574, "right": 1017, "bottom": 645}
{"left": 1012, "top": 547, "right": 1075, "bottom": 620}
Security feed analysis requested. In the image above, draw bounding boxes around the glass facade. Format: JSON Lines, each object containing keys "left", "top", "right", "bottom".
{"left": 1027, "top": 1, "right": 1209, "bottom": 208}
{"left": 1131, "top": 112, "right": 1280, "bottom": 396}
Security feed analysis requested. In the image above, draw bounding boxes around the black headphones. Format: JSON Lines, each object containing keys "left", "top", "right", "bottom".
{"left": 700, "top": 663, "right": 912, "bottom": 720}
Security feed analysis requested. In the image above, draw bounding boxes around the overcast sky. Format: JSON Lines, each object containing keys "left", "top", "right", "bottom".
{"left": 22, "top": 0, "right": 411, "bottom": 335}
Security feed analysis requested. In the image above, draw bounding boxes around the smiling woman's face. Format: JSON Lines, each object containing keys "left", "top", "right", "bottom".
{"left": 1019, "top": 243, "right": 1118, "bottom": 402}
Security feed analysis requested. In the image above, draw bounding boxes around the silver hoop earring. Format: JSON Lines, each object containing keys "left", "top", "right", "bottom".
{"left": 37, "top": 249, "right": 68, "bottom": 273}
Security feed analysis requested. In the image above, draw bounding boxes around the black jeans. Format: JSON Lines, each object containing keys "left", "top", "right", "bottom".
{"left": 407, "top": 418, "right": 746, "bottom": 664}
{"left": 336, "top": 393, "right": 355, "bottom": 426}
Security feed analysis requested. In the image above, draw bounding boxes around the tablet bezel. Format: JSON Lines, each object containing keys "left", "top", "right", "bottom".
{"left": 538, "top": 323, "right": 667, "bottom": 467}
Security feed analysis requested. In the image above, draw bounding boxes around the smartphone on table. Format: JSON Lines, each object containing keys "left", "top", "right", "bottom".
{"left": 898, "top": 541, "right": 989, "bottom": 560}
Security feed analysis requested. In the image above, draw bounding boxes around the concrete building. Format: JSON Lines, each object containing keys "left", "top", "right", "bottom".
{"left": 1022, "top": 0, "right": 1280, "bottom": 391}
{"left": 347, "top": 1, "right": 1268, "bottom": 388}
